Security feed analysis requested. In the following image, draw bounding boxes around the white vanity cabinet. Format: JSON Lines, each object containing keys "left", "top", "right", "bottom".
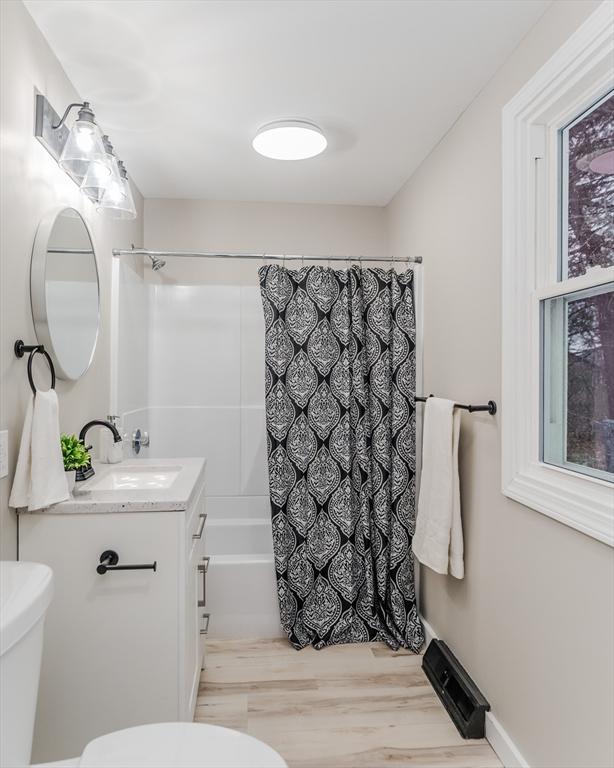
{"left": 18, "top": 459, "right": 208, "bottom": 765}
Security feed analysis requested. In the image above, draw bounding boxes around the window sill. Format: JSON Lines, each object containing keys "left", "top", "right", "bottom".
{"left": 503, "top": 461, "right": 614, "bottom": 546}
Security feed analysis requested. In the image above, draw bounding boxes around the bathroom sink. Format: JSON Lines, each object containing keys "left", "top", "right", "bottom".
{"left": 0, "top": 561, "right": 53, "bottom": 656}
{"left": 41, "top": 458, "right": 206, "bottom": 514}
{"left": 86, "top": 466, "right": 182, "bottom": 491}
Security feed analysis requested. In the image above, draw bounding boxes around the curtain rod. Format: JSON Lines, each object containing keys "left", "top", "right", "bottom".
{"left": 111, "top": 247, "right": 422, "bottom": 264}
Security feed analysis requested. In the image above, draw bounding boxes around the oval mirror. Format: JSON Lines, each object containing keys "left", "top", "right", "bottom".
{"left": 31, "top": 207, "right": 100, "bottom": 380}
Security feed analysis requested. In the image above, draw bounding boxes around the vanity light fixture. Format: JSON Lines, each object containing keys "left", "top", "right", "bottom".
{"left": 81, "top": 135, "right": 123, "bottom": 205}
{"left": 34, "top": 93, "right": 137, "bottom": 220}
{"left": 252, "top": 119, "right": 327, "bottom": 160}
{"left": 98, "top": 161, "right": 137, "bottom": 220}
{"left": 57, "top": 102, "right": 107, "bottom": 182}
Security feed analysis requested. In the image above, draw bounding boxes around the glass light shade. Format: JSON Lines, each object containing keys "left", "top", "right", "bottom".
{"left": 81, "top": 152, "right": 122, "bottom": 205}
{"left": 98, "top": 174, "right": 137, "bottom": 219}
{"left": 58, "top": 118, "right": 107, "bottom": 182}
{"left": 252, "top": 120, "right": 327, "bottom": 160}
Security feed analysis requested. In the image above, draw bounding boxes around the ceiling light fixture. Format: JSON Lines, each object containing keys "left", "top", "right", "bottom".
{"left": 252, "top": 119, "right": 327, "bottom": 160}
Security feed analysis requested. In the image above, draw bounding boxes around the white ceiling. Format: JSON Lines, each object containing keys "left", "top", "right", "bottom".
{"left": 25, "top": 0, "right": 550, "bottom": 205}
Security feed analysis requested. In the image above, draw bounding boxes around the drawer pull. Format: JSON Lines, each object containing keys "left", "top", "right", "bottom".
{"left": 192, "top": 513, "right": 207, "bottom": 540}
{"left": 200, "top": 612, "right": 210, "bottom": 635}
{"left": 198, "top": 557, "right": 210, "bottom": 607}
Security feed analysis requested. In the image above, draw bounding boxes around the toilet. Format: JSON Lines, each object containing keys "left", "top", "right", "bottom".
{"left": 31, "top": 724, "right": 288, "bottom": 768}
{"left": 0, "top": 562, "right": 287, "bottom": 768}
{"left": 34, "top": 723, "right": 287, "bottom": 768}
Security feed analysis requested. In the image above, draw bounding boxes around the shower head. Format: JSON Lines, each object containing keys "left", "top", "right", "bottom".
{"left": 148, "top": 255, "right": 166, "bottom": 271}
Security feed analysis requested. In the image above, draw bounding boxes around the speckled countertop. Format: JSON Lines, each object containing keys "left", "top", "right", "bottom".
{"left": 19, "top": 458, "right": 206, "bottom": 514}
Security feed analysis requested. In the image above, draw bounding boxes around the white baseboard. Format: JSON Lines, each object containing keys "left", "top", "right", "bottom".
{"left": 420, "top": 615, "right": 438, "bottom": 648}
{"left": 418, "top": 614, "right": 529, "bottom": 768}
{"left": 485, "top": 713, "right": 529, "bottom": 768}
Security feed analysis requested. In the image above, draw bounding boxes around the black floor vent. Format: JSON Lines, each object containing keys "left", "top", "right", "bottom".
{"left": 422, "top": 639, "right": 490, "bottom": 739}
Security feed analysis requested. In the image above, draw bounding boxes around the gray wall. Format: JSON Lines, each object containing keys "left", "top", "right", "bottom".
{"left": 387, "top": 2, "right": 613, "bottom": 766}
{"left": 0, "top": 0, "right": 144, "bottom": 558}
{"left": 144, "top": 198, "right": 388, "bottom": 261}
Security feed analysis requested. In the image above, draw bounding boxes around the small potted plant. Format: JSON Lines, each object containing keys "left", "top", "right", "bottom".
{"left": 61, "top": 434, "right": 91, "bottom": 493}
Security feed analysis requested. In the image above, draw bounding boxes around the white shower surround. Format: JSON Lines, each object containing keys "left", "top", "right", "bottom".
{"left": 113, "top": 263, "right": 282, "bottom": 639}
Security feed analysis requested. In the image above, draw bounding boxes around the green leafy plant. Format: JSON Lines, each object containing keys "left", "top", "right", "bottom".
{"left": 60, "top": 434, "right": 91, "bottom": 472}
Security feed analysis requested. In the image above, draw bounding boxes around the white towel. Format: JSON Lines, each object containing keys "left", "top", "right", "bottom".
{"left": 9, "top": 390, "right": 69, "bottom": 511}
{"left": 413, "top": 397, "right": 464, "bottom": 579}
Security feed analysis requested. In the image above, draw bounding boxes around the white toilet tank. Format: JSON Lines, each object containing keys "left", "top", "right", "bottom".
{"left": 0, "top": 561, "right": 54, "bottom": 768}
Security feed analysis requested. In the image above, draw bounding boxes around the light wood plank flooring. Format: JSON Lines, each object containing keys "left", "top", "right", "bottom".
{"left": 196, "top": 638, "right": 501, "bottom": 768}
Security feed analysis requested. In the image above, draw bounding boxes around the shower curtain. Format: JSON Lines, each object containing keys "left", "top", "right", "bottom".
{"left": 259, "top": 265, "right": 424, "bottom": 651}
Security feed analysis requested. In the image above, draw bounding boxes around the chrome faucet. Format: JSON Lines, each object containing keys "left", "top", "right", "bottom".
{"left": 76, "top": 420, "right": 123, "bottom": 482}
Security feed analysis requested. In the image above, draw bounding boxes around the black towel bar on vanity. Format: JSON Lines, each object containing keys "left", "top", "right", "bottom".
{"left": 96, "top": 550, "right": 157, "bottom": 575}
{"left": 416, "top": 396, "right": 497, "bottom": 415}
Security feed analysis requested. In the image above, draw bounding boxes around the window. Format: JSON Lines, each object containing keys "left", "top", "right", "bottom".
{"left": 561, "top": 92, "right": 614, "bottom": 280}
{"left": 543, "top": 284, "right": 613, "bottom": 482}
{"left": 543, "top": 92, "right": 614, "bottom": 483}
{"left": 502, "top": 3, "right": 614, "bottom": 546}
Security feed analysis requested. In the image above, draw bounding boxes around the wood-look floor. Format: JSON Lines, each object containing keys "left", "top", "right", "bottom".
{"left": 196, "top": 638, "right": 501, "bottom": 768}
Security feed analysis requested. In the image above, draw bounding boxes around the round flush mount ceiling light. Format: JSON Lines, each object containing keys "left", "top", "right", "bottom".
{"left": 252, "top": 120, "right": 327, "bottom": 160}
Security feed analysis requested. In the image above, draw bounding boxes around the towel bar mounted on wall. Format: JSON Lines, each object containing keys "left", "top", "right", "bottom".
{"left": 416, "top": 395, "right": 497, "bottom": 415}
{"left": 14, "top": 339, "right": 56, "bottom": 395}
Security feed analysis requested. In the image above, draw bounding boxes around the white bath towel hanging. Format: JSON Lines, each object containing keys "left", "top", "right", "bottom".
{"left": 9, "top": 390, "right": 69, "bottom": 511}
{"left": 413, "top": 397, "right": 464, "bottom": 579}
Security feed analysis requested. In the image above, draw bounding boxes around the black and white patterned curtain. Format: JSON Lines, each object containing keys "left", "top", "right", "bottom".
{"left": 259, "top": 265, "right": 424, "bottom": 652}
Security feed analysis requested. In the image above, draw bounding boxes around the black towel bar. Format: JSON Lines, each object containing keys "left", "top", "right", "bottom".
{"left": 416, "top": 395, "right": 496, "bottom": 415}
{"left": 96, "top": 550, "right": 157, "bottom": 575}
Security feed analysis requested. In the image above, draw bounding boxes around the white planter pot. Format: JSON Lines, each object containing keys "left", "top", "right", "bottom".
{"left": 65, "top": 471, "right": 76, "bottom": 494}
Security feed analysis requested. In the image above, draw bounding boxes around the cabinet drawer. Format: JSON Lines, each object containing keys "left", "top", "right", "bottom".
{"left": 185, "top": 469, "right": 206, "bottom": 543}
{"left": 188, "top": 495, "right": 207, "bottom": 563}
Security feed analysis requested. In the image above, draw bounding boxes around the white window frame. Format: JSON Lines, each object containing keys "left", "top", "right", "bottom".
{"left": 502, "top": 1, "right": 614, "bottom": 547}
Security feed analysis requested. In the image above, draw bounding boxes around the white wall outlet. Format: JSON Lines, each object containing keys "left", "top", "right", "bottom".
{"left": 0, "top": 430, "right": 8, "bottom": 478}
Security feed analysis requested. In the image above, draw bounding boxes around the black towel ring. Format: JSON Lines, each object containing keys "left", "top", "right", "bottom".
{"left": 27, "top": 348, "right": 55, "bottom": 395}
{"left": 14, "top": 340, "right": 56, "bottom": 395}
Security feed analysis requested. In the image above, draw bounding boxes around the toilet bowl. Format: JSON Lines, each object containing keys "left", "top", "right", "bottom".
{"left": 0, "top": 562, "right": 287, "bottom": 768}
{"left": 33, "top": 723, "right": 287, "bottom": 768}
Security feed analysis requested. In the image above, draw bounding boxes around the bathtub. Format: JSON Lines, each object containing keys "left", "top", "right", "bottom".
{"left": 206, "top": 518, "right": 274, "bottom": 556}
{"left": 204, "top": 507, "right": 283, "bottom": 639}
